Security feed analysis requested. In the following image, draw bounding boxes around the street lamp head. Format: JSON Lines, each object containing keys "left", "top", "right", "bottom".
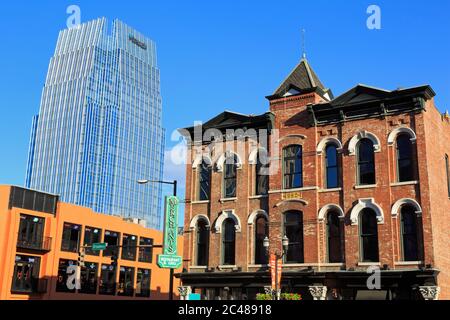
{"left": 137, "top": 180, "right": 150, "bottom": 185}
{"left": 263, "top": 236, "right": 270, "bottom": 249}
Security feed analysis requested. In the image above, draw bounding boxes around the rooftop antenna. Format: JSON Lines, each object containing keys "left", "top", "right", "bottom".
{"left": 301, "top": 28, "right": 307, "bottom": 60}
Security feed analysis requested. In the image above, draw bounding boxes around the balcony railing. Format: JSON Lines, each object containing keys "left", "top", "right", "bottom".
{"left": 16, "top": 236, "right": 52, "bottom": 252}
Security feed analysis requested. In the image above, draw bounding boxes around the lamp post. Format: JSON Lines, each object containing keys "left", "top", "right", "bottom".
{"left": 137, "top": 179, "right": 177, "bottom": 300}
{"left": 263, "top": 235, "right": 289, "bottom": 300}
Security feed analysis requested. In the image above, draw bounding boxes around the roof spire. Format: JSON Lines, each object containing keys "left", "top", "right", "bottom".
{"left": 301, "top": 28, "right": 307, "bottom": 60}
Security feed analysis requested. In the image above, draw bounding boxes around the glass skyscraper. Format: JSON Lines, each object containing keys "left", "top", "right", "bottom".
{"left": 25, "top": 18, "right": 165, "bottom": 229}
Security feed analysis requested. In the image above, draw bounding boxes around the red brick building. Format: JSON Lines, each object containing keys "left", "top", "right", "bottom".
{"left": 177, "top": 57, "right": 450, "bottom": 300}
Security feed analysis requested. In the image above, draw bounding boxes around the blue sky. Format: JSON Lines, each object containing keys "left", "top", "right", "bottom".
{"left": 0, "top": 1, "right": 449, "bottom": 211}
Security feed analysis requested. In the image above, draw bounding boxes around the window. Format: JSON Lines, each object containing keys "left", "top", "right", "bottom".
{"left": 139, "top": 237, "right": 154, "bottom": 263}
{"left": 254, "top": 216, "right": 268, "bottom": 264}
{"left": 327, "top": 212, "right": 343, "bottom": 263}
{"left": 325, "top": 144, "right": 339, "bottom": 189}
{"left": 283, "top": 145, "right": 303, "bottom": 189}
{"left": 284, "top": 211, "right": 304, "bottom": 263}
{"left": 104, "top": 231, "right": 120, "bottom": 257}
{"left": 11, "top": 255, "right": 41, "bottom": 293}
{"left": 222, "top": 218, "right": 236, "bottom": 265}
{"left": 360, "top": 209, "right": 379, "bottom": 262}
{"left": 61, "top": 223, "right": 81, "bottom": 253}
{"left": 80, "top": 262, "right": 98, "bottom": 294}
{"left": 136, "top": 269, "right": 151, "bottom": 298}
{"left": 118, "top": 267, "right": 135, "bottom": 296}
{"left": 122, "top": 234, "right": 137, "bottom": 261}
{"left": 446, "top": 154, "right": 450, "bottom": 198}
{"left": 99, "top": 264, "right": 116, "bottom": 295}
{"left": 196, "top": 219, "right": 209, "bottom": 266}
{"left": 84, "top": 227, "right": 102, "bottom": 256}
{"left": 357, "top": 139, "right": 376, "bottom": 185}
{"left": 198, "top": 161, "right": 211, "bottom": 201}
{"left": 223, "top": 154, "right": 238, "bottom": 198}
{"left": 401, "top": 206, "right": 420, "bottom": 261}
{"left": 56, "top": 259, "right": 76, "bottom": 293}
{"left": 256, "top": 152, "right": 269, "bottom": 195}
{"left": 396, "top": 134, "right": 414, "bottom": 182}
{"left": 17, "top": 214, "right": 44, "bottom": 250}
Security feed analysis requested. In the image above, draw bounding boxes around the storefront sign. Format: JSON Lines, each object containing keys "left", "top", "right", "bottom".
{"left": 157, "top": 196, "right": 182, "bottom": 269}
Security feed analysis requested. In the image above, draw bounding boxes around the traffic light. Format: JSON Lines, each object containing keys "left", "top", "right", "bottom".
{"left": 78, "top": 249, "right": 85, "bottom": 267}
{"left": 111, "top": 251, "right": 118, "bottom": 268}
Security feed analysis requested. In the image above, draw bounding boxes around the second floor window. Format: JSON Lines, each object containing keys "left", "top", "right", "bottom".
{"left": 223, "top": 154, "right": 238, "bottom": 198}
{"left": 284, "top": 211, "right": 304, "bottom": 263}
{"left": 122, "top": 234, "right": 137, "bottom": 261}
{"left": 357, "top": 139, "right": 376, "bottom": 185}
{"left": 104, "top": 231, "right": 120, "bottom": 257}
{"left": 139, "top": 237, "right": 154, "bottom": 263}
{"left": 325, "top": 144, "right": 339, "bottom": 189}
{"left": 283, "top": 145, "right": 303, "bottom": 189}
{"left": 17, "top": 215, "right": 44, "bottom": 250}
{"left": 256, "top": 152, "right": 269, "bottom": 195}
{"left": 222, "top": 219, "right": 236, "bottom": 265}
{"left": 396, "top": 134, "right": 414, "bottom": 182}
{"left": 61, "top": 223, "right": 81, "bottom": 253}
{"left": 84, "top": 227, "right": 102, "bottom": 256}
{"left": 198, "top": 161, "right": 211, "bottom": 201}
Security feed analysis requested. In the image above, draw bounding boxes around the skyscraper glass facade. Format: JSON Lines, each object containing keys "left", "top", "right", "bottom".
{"left": 25, "top": 18, "right": 165, "bottom": 229}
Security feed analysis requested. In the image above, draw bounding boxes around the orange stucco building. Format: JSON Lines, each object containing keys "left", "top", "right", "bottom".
{"left": 0, "top": 185, "right": 183, "bottom": 300}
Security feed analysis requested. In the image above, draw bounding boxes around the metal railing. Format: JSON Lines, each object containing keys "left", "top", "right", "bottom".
{"left": 16, "top": 236, "right": 52, "bottom": 252}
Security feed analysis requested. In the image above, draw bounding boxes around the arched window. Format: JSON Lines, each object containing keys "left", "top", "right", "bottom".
{"left": 357, "top": 139, "right": 376, "bottom": 185}
{"left": 283, "top": 145, "right": 303, "bottom": 189}
{"left": 222, "top": 218, "right": 236, "bottom": 265}
{"left": 223, "top": 154, "right": 238, "bottom": 198}
{"left": 327, "top": 211, "right": 343, "bottom": 263}
{"left": 254, "top": 216, "right": 268, "bottom": 264}
{"left": 360, "top": 208, "right": 379, "bottom": 262}
{"left": 396, "top": 134, "right": 414, "bottom": 182}
{"left": 284, "top": 211, "right": 304, "bottom": 263}
{"left": 198, "top": 160, "right": 211, "bottom": 201}
{"left": 196, "top": 219, "right": 209, "bottom": 266}
{"left": 446, "top": 154, "right": 450, "bottom": 198}
{"left": 401, "top": 206, "right": 419, "bottom": 261}
{"left": 325, "top": 144, "right": 339, "bottom": 189}
{"left": 256, "top": 152, "right": 269, "bottom": 195}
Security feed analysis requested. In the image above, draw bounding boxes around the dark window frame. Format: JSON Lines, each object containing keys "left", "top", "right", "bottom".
{"left": 222, "top": 218, "right": 236, "bottom": 265}
{"left": 283, "top": 211, "right": 304, "bottom": 263}
{"left": 17, "top": 214, "right": 45, "bottom": 250}
{"left": 326, "top": 212, "right": 343, "bottom": 263}
{"left": 61, "top": 222, "right": 81, "bottom": 253}
{"left": 255, "top": 151, "right": 269, "bottom": 196}
{"left": 359, "top": 209, "right": 380, "bottom": 262}
{"left": 122, "top": 234, "right": 138, "bottom": 261}
{"left": 138, "top": 237, "right": 154, "bottom": 263}
{"left": 223, "top": 154, "right": 238, "bottom": 199}
{"left": 84, "top": 227, "right": 102, "bottom": 256}
{"left": 198, "top": 160, "right": 212, "bottom": 201}
{"left": 118, "top": 266, "right": 135, "bottom": 297}
{"left": 80, "top": 262, "right": 98, "bottom": 294}
{"left": 55, "top": 259, "right": 77, "bottom": 293}
{"left": 11, "top": 255, "right": 41, "bottom": 294}
{"left": 400, "top": 206, "right": 420, "bottom": 262}
{"left": 103, "top": 231, "right": 121, "bottom": 257}
{"left": 99, "top": 264, "right": 116, "bottom": 295}
{"left": 325, "top": 144, "right": 339, "bottom": 189}
{"left": 357, "top": 139, "right": 376, "bottom": 186}
{"left": 136, "top": 268, "right": 151, "bottom": 298}
{"left": 254, "top": 215, "right": 268, "bottom": 265}
{"left": 396, "top": 134, "right": 414, "bottom": 182}
{"left": 283, "top": 145, "right": 303, "bottom": 189}
{"left": 196, "top": 219, "right": 209, "bottom": 266}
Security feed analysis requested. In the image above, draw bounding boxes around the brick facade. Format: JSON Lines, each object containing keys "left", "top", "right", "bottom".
{"left": 179, "top": 58, "right": 449, "bottom": 300}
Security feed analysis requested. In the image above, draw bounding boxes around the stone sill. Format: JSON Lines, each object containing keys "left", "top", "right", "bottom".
{"left": 218, "top": 265, "right": 238, "bottom": 270}
{"left": 191, "top": 200, "right": 210, "bottom": 205}
{"left": 394, "top": 261, "right": 423, "bottom": 266}
{"left": 354, "top": 184, "right": 377, "bottom": 190}
{"left": 319, "top": 188, "right": 342, "bottom": 193}
{"left": 249, "top": 195, "right": 269, "bottom": 199}
{"left": 189, "top": 266, "right": 208, "bottom": 269}
{"left": 219, "top": 198, "right": 237, "bottom": 203}
{"left": 390, "top": 181, "right": 419, "bottom": 187}
{"left": 357, "top": 262, "right": 381, "bottom": 267}
{"left": 320, "top": 263, "right": 345, "bottom": 267}
{"left": 248, "top": 264, "right": 269, "bottom": 268}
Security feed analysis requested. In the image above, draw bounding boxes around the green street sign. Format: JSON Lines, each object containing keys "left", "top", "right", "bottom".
{"left": 157, "top": 254, "right": 182, "bottom": 269}
{"left": 92, "top": 243, "right": 108, "bottom": 251}
{"left": 163, "top": 196, "right": 179, "bottom": 256}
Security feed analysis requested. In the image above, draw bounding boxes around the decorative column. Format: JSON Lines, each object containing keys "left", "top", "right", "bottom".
{"left": 178, "top": 286, "right": 192, "bottom": 300}
{"left": 309, "top": 286, "right": 328, "bottom": 300}
{"left": 419, "top": 286, "right": 440, "bottom": 300}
